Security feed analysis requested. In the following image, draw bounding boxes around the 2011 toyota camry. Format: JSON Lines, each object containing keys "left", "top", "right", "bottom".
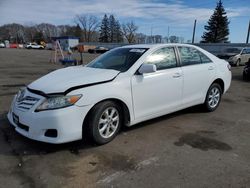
{"left": 7, "top": 44, "right": 232, "bottom": 144}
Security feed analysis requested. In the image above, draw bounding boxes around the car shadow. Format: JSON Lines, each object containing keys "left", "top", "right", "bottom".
{"left": 0, "top": 105, "right": 204, "bottom": 157}
{"left": 121, "top": 105, "right": 204, "bottom": 132}
{"left": 0, "top": 114, "right": 95, "bottom": 156}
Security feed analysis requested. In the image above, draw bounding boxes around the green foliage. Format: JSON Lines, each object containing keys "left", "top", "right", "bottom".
{"left": 99, "top": 14, "right": 123, "bottom": 43}
{"left": 99, "top": 14, "right": 109, "bottom": 42}
{"left": 201, "top": 0, "right": 230, "bottom": 43}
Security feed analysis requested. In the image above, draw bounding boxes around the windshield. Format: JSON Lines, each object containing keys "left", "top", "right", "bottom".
{"left": 87, "top": 48, "right": 148, "bottom": 72}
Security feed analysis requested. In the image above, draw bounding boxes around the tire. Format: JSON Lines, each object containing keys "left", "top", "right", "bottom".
{"left": 204, "top": 83, "right": 222, "bottom": 112}
{"left": 243, "top": 72, "right": 247, "bottom": 81}
{"left": 236, "top": 59, "right": 241, "bottom": 67}
{"left": 87, "top": 101, "right": 122, "bottom": 145}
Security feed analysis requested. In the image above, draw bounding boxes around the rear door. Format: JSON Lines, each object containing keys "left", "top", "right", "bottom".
{"left": 131, "top": 47, "right": 183, "bottom": 120}
{"left": 241, "top": 49, "right": 250, "bottom": 64}
{"left": 178, "top": 46, "right": 216, "bottom": 107}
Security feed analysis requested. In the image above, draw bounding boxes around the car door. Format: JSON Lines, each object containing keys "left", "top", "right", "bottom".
{"left": 131, "top": 47, "right": 183, "bottom": 120}
{"left": 178, "top": 46, "right": 216, "bottom": 107}
{"left": 32, "top": 43, "right": 38, "bottom": 49}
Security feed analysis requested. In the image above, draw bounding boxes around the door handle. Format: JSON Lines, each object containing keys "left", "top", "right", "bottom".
{"left": 208, "top": 66, "right": 214, "bottom": 70}
{"left": 173, "top": 73, "right": 182, "bottom": 78}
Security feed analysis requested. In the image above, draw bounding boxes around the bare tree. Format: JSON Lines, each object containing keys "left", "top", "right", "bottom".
{"left": 154, "top": 35, "right": 162, "bottom": 43}
{"left": 0, "top": 23, "right": 25, "bottom": 43}
{"left": 122, "top": 21, "right": 138, "bottom": 43}
{"left": 75, "top": 15, "right": 99, "bottom": 42}
{"left": 135, "top": 33, "right": 146, "bottom": 44}
{"left": 36, "top": 23, "right": 59, "bottom": 42}
{"left": 24, "top": 26, "right": 37, "bottom": 42}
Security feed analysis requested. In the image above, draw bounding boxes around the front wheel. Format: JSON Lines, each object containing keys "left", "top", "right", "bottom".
{"left": 87, "top": 101, "right": 122, "bottom": 145}
{"left": 204, "top": 83, "right": 222, "bottom": 112}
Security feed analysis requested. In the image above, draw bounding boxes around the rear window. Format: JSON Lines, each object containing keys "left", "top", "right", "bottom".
{"left": 178, "top": 47, "right": 212, "bottom": 66}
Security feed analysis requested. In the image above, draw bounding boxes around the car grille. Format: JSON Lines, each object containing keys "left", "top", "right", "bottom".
{"left": 16, "top": 96, "right": 39, "bottom": 111}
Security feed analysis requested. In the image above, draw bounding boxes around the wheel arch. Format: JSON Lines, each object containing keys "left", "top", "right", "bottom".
{"left": 211, "top": 78, "right": 225, "bottom": 93}
{"left": 82, "top": 98, "right": 131, "bottom": 134}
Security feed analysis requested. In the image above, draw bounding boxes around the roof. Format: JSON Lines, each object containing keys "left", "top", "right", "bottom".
{"left": 121, "top": 43, "right": 198, "bottom": 49}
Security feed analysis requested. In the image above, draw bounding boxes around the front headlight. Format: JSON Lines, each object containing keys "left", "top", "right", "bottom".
{"left": 16, "top": 87, "right": 26, "bottom": 102}
{"left": 36, "top": 94, "right": 82, "bottom": 111}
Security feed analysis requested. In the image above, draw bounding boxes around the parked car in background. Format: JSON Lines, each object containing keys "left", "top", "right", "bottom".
{"left": 217, "top": 47, "right": 242, "bottom": 60}
{"left": 88, "top": 46, "right": 109, "bottom": 54}
{"left": 9, "top": 44, "right": 18, "bottom": 48}
{"left": 243, "top": 60, "right": 250, "bottom": 81}
{"left": 7, "top": 44, "right": 231, "bottom": 144}
{"left": 228, "top": 48, "right": 250, "bottom": 66}
{"left": 25, "top": 43, "right": 44, "bottom": 49}
{"left": 0, "top": 42, "right": 5, "bottom": 48}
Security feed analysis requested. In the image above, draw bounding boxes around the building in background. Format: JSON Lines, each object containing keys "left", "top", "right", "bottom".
{"left": 52, "top": 36, "right": 79, "bottom": 50}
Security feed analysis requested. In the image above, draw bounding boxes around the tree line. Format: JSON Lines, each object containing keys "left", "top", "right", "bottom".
{"left": 0, "top": 14, "right": 139, "bottom": 44}
{"left": 0, "top": 0, "right": 232, "bottom": 44}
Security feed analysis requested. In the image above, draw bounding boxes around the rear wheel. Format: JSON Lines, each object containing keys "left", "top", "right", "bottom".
{"left": 236, "top": 59, "right": 241, "bottom": 66}
{"left": 243, "top": 72, "right": 247, "bottom": 81}
{"left": 87, "top": 101, "right": 122, "bottom": 145}
{"left": 204, "top": 83, "right": 222, "bottom": 112}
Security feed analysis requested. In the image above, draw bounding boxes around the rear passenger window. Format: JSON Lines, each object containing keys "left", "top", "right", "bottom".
{"left": 178, "top": 47, "right": 201, "bottom": 66}
{"left": 145, "top": 47, "right": 177, "bottom": 70}
{"left": 199, "top": 52, "right": 212, "bottom": 64}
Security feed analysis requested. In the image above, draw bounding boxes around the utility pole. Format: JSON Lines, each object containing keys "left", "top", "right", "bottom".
{"left": 167, "top": 26, "right": 170, "bottom": 43}
{"left": 192, "top": 19, "right": 197, "bottom": 44}
{"left": 150, "top": 26, "right": 153, "bottom": 43}
{"left": 246, "top": 20, "right": 250, "bottom": 44}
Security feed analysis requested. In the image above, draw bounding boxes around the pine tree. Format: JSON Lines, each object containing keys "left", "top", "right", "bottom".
{"left": 99, "top": 14, "right": 109, "bottom": 42}
{"left": 201, "top": 0, "right": 230, "bottom": 43}
{"left": 114, "top": 20, "right": 123, "bottom": 43}
{"left": 109, "top": 15, "right": 116, "bottom": 42}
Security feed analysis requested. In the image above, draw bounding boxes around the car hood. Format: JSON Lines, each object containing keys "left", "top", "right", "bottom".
{"left": 28, "top": 66, "right": 120, "bottom": 95}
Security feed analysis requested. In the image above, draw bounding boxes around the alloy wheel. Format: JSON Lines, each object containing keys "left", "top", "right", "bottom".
{"left": 98, "top": 107, "right": 120, "bottom": 139}
{"left": 208, "top": 87, "right": 220, "bottom": 108}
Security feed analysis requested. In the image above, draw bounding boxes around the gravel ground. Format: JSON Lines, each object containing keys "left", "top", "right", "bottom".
{"left": 0, "top": 48, "right": 250, "bottom": 188}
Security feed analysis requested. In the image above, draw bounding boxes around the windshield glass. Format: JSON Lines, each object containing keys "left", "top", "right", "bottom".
{"left": 87, "top": 48, "right": 148, "bottom": 72}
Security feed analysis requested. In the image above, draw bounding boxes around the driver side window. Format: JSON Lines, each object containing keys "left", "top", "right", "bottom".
{"left": 144, "top": 47, "right": 177, "bottom": 70}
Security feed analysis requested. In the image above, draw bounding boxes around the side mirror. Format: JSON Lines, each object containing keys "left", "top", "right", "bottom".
{"left": 138, "top": 64, "right": 157, "bottom": 74}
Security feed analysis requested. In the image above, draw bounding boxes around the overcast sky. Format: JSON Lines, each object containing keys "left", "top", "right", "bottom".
{"left": 0, "top": 0, "right": 249, "bottom": 42}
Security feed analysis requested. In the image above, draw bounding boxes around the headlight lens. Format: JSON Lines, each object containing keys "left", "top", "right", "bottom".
{"left": 36, "top": 94, "right": 82, "bottom": 111}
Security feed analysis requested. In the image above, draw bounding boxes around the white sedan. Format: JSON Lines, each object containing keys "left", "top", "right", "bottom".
{"left": 228, "top": 48, "right": 250, "bottom": 66}
{"left": 8, "top": 44, "right": 231, "bottom": 144}
{"left": 25, "top": 43, "right": 44, "bottom": 49}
